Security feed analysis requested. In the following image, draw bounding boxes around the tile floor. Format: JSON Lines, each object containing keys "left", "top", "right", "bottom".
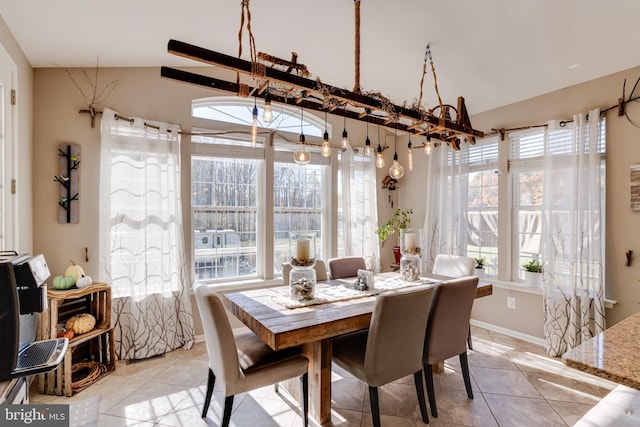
{"left": 30, "top": 326, "right": 616, "bottom": 426}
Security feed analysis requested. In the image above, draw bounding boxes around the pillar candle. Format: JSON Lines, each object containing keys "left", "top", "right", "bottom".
{"left": 296, "top": 238, "right": 310, "bottom": 260}
{"left": 405, "top": 232, "right": 417, "bottom": 253}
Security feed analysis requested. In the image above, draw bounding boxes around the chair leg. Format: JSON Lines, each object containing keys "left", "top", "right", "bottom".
{"left": 423, "top": 363, "right": 437, "bottom": 418}
{"left": 467, "top": 325, "right": 474, "bottom": 350}
{"left": 413, "top": 371, "right": 429, "bottom": 424}
{"left": 459, "top": 352, "right": 474, "bottom": 399}
{"left": 368, "top": 386, "right": 381, "bottom": 427}
{"left": 274, "top": 382, "right": 279, "bottom": 393}
{"left": 221, "top": 395, "right": 234, "bottom": 427}
{"left": 300, "top": 373, "right": 309, "bottom": 427}
{"left": 202, "top": 369, "right": 216, "bottom": 418}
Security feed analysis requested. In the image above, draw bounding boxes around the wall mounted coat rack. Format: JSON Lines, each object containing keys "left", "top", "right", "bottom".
{"left": 54, "top": 144, "right": 80, "bottom": 224}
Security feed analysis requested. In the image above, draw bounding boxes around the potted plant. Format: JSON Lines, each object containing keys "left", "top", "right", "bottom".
{"left": 474, "top": 257, "right": 485, "bottom": 278}
{"left": 375, "top": 208, "right": 413, "bottom": 264}
{"left": 522, "top": 259, "right": 543, "bottom": 287}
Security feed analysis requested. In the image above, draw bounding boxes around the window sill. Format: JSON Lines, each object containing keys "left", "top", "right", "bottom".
{"left": 480, "top": 278, "right": 617, "bottom": 309}
{"left": 192, "top": 278, "right": 283, "bottom": 294}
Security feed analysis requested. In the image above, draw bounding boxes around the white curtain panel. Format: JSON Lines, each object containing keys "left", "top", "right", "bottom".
{"left": 422, "top": 142, "right": 470, "bottom": 272}
{"left": 340, "top": 146, "right": 380, "bottom": 272}
{"left": 542, "top": 108, "right": 605, "bottom": 356}
{"left": 99, "top": 108, "right": 194, "bottom": 360}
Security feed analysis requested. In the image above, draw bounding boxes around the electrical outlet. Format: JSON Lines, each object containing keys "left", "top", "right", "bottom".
{"left": 507, "top": 296, "right": 516, "bottom": 309}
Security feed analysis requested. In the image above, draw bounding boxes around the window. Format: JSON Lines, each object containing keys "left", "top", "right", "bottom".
{"left": 508, "top": 121, "right": 606, "bottom": 282}
{"left": 190, "top": 98, "right": 330, "bottom": 284}
{"left": 192, "top": 154, "right": 259, "bottom": 281}
{"left": 466, "top": 138, "right": 499, "bottom": 276}
{"left": 273, "top": 158, "right": 325, "bottom": 273}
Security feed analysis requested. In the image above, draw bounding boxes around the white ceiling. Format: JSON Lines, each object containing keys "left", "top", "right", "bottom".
{"left": 2, "top": 0, "right": 640, "bottom": 115}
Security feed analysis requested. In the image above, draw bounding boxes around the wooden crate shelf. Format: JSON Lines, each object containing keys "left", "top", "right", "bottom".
{"left": 38, "top": 283, "right": 116, "bottom": 396}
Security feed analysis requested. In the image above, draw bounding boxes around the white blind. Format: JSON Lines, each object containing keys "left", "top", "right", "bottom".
{"left": 467, "top": 136, "right": 499, "bottom": 171}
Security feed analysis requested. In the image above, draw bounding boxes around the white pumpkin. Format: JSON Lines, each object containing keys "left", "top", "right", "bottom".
{"left": 64, "top": 261, "right": 85, "bottom": 281}
{"left": 75, "top": 275, "right": 93, "bottom": 288}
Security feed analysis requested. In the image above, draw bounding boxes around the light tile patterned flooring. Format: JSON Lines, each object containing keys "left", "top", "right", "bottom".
{"left": 30, "top": 326, "right": 616, "bottom": 426}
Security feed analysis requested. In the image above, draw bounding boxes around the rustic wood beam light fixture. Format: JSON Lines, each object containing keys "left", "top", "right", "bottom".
{"left": 161, "top": 1, "right": 484, "bottom": 148}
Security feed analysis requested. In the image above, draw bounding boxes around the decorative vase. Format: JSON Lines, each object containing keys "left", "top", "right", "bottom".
{"left": 392, "top": 247, "right": 401, "bottom": 264}
{"left": 474, "top": 268, "right": 485, "bottom": 278}
{"left": 290, "top": 266, "right": 316, "bottom": 301}
{"left": 400, "top": 255, "right": 421, "bottom": 281}
{"left": 524, "top": 271, "right": 542, "bottom": 287}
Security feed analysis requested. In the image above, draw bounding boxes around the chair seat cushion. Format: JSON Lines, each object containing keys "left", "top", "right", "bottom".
{"left": 235, "top": 332, "right": 302, "bottom": 373}
{"left": 332, "top": 330, "right": 369, "bottom": 383}
{"left": 575, "top": 384, "right": 640, "bottom": 427}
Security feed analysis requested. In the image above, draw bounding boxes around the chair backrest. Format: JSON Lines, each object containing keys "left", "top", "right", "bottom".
{"left": 193, "top": 283, "right": 240, "bottom": 384}
{"left": 363, "top": 285, "right": 434, "bottom": 386}
{"left": 432, "top": 254, "right": 475, "bottom": 277}
{"left": 282, "top": 260, "right": 328, "bottom": 285}
{"left": 327, "top": 257, "right": 367, "bottom": 279}
{"left": 424, "top": 276, "right": 479, "bottom": 363}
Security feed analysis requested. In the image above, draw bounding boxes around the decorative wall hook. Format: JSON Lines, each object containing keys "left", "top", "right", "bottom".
{"left": 626, "top": 250, "right": 633, "bottom": 267}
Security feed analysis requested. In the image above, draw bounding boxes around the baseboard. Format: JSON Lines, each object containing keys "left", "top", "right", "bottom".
{"left": 470, "top": 319, "right": 546, "bottom": 347}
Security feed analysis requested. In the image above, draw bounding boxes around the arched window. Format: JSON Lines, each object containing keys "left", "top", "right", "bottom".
{"left": 192, "top": 96, "right": 329, "bottom": 138}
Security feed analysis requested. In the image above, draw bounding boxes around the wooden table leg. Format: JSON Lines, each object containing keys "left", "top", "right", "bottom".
{"left": 432, "top": 361, "right": 445, "bottom": 374}
{"left": 303, "top": 339, "right": 332, "bottom": 425}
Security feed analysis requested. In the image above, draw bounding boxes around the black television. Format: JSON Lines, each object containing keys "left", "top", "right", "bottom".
{"left": 0, "top": 252, "right": 67, "bottom": 381}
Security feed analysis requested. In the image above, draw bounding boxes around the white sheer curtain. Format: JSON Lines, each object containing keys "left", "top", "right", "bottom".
{"left": 99, "top": 108, "right": 194, "bottom": 360}
{"left": 422, "top": 142, "right": 470, "bottom": 272}
{"left": 340, "top": 147, "right": 380, "bottom": 271}
{"left": 542, "top": 109, "right": 605, "bottom": 356}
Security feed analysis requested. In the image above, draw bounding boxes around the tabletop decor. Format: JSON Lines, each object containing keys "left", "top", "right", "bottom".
{"left": 400, "top": 228, "right": 422, "bottom": 281}
{"left": 289, "top": 233, "right": 317, "bottom": 301}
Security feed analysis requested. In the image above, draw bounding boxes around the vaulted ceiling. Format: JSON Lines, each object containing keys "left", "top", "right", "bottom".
{"left": 2, "top": 0, "right": 640, "bottom": 115}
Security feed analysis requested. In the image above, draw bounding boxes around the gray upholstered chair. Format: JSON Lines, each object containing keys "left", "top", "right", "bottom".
{"left": 193, "top": 283, "right": 309, "bottom": 427}
{"left": 332, "top": 286, "right": 435, "bottom": 427}
{"left": 327, "top": 256, "right": 367, "bottom": 279}
{"left": 422, "top": 276, "right": 479, "bottom": 418}
{"left": 432, "top": 253, "right": 476, "bottom": 350}
{"left": 432, "top": 254, "right": 475, "bottom": 277}
{"left": 281, "top": 259, "right": 328, "bottom": 285}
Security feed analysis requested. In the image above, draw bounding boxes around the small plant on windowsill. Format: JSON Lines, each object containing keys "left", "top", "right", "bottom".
{"left": 522, "top": 259, "right": 542, "bottom": 273}
{"left": 522, "top": 259, "right": 543, "bottom": 287}
{"left": 474, "top": 257, "right": 486, "bottom": 278}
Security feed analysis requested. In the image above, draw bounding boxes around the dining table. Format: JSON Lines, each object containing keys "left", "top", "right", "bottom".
{"left": 223, "top": 272, "right": 493, "bottom": 424}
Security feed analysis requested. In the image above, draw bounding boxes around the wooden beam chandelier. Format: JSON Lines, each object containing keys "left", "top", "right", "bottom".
{"left": 160, "top": 0, "right": 484, "bottom": 167}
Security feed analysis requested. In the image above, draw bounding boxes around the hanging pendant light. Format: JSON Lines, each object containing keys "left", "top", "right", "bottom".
{"left": 364, "top": 121, "right": 373, "bottom": 156}
{"left": 294, "top": 106, "right": 310, "bottom": 164}
{"left": 424, "top": 130, "right": 432, "bottom": 155}
{"left": 262, "top": 90, "right": 273, "bottom": 123}
{"left": 389, "top": 128, "right": 405, "bottom": 179}
{"left": 321, "top": 111, "right": 331, "bottom": 157}
{"left": 375, "top": 125, "right": 385, "bottom": 168}
{"left": 251, "top": 97, "right": 258, "bottom": 148}
{"left": 341, "top": 105, "right": 349, "bottom": 148}
{"left": 407, "top": 138, "right": 413, "bottom": 171}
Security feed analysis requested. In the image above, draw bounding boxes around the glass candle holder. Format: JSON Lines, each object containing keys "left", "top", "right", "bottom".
{"left": 400, "top": 228, "right": 422, "bottom": 256}
{"left": 290, "top": 232, "right": 316, "bottom": 268}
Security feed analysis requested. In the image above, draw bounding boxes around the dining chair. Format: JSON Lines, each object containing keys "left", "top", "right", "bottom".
{"left": 332, "top": 285, "right": 435, "bottom": 427}
{"left": 193, "top": 283, "right": 310, "bottom": 427}
{"left": 432, "top": 253, "right": 476, "bottom": 350}
{"left": 422, "top": 276, "right": 479, "bottom": 418}
{"left": 432, "top": 254, "right": 475, "bottom": 277}
{"left": 282, "top": 259, "right": 328, "bottom": 285}
{"left": 327, "top": 256, "right": 367, "bottom": 279}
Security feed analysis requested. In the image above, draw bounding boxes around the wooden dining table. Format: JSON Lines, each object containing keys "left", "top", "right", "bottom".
{"left": 223, "top": 273, "right": 492, "bottom": 424}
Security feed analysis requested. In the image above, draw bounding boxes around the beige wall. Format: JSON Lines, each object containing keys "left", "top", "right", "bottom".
{"left": 0, "top": 15, "right": 33, "bottom": 253}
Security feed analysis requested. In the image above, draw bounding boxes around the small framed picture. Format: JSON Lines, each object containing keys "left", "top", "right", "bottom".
{"left": 357, "top": 269, "right": 375, "bottom": 290}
